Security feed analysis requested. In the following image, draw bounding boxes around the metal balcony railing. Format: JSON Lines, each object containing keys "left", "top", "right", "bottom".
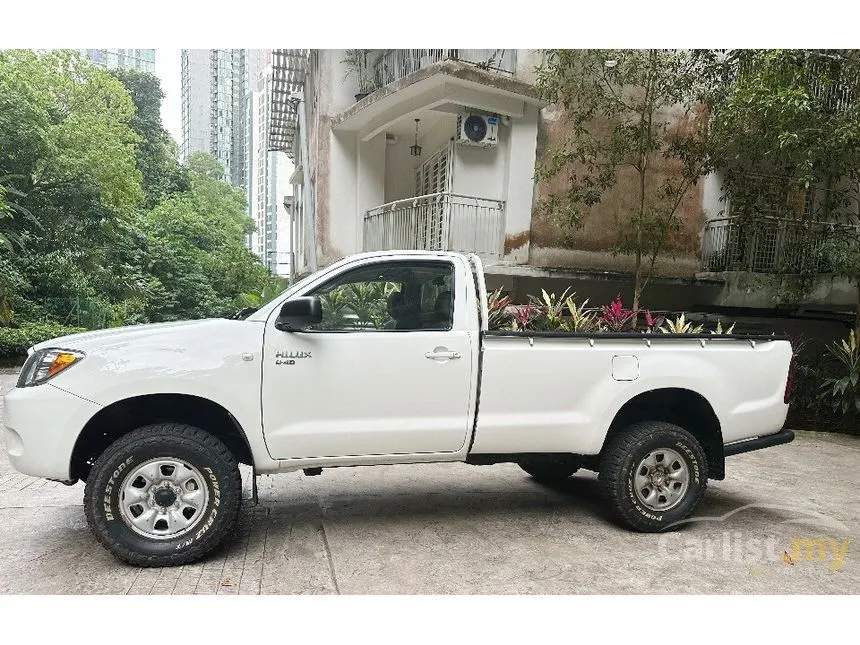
{"left": 363, "top": 192, "right": 505, "bottom": 259}
{"left": 701, "top": 216, "right": 860, "bottom": 273}
{"left": 372, "top": 49, "right": 516, "bottom": 87}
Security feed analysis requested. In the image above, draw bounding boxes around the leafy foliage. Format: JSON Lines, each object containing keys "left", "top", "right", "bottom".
{"left": 0, "top": 50, "right": 274, "bottom": 336}
{"left": 529, "top": 288, "right": 573, "bottom": 331}
{"left": 697, "top": 49, "right": 860, "bottom": 333}
{"left": 659, "top": 313, "right": 704, "bottom": 334}
{"left": 560, "top": 295, "right": 599, "bottom": 333}
{"left": 598, "top": 294, "right": 640, "bottom": 332}
{"left": 535, "top": 49, "right": 714, "bottom": 309}
{"left": 0, "top": 323, "right": 88, "bottom": 359}
{"left": 110, "top": 68, "right": 190, "bottom": 209}
{"left": 318, "top": 282, "right": 398, "bottom": 330}
{"left": 820, "top": 330, "right": 860, "bottom": 417}
{"left": 486, "top": 287, "right": 513, "bottom": 330}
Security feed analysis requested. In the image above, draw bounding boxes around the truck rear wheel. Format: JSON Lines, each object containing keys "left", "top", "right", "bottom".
{"left": 599, "top": 421, "right": 708, "bottom": 532}
{"left": 83, "top": 423, "right": 242, "bottom": 567}
{"left": 519, "top": 455, "right": 579, "bottom": 482}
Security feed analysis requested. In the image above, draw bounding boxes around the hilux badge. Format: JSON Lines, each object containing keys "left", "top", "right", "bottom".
{"left": 275, "top": 350, "right": 311, "bottom": 365}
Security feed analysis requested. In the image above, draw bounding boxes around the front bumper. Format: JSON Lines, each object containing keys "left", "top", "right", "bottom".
{"left": 2, "top": 383, "right": 101, "bottom": 480}
{"left": 724, "top": 428, "right": 795, "bottom": 457}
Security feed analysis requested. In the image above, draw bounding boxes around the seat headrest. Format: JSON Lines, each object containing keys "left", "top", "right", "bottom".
{"left": 387, "top": 290, "right": 406, "bottom": 316}
{"left": 434, "top": 290, "right": 452, "bottom": 318}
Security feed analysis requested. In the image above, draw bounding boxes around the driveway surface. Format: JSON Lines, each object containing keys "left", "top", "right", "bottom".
{"left": 0, "top": 369, "right": 857, "bottom": 594}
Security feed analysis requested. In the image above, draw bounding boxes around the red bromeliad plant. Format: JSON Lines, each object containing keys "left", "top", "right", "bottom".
{"left": 487, "top": 287, "right": 513, "bottom": 330}
{"left": 510, "top": 302, "right": 537, "bottom": 331}
{"left": 598, "top": 294, "right": 638, "bottom": 332}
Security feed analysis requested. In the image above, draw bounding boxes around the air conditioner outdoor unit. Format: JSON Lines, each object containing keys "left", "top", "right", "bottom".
{"left": 457, "top": 113, "right": 499, "bottom": 147}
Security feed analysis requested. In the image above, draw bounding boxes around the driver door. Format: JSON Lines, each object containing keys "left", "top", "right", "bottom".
{"left": 261, "top": 258, "right": 474, "bottom": 460}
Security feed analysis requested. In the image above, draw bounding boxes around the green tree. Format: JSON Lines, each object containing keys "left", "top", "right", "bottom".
{"left": 0, "top": 51, "right": 271, "bottom": 331}
{"left": 535, "top": 49, "right": 713, "bottom": 309}
{"left": 700, "top": 49, "right": 860, "bottom": 333}
{"left": 141, "top": 152, "right": 269, "bottom": 322}
{"left": 110, "top": 68, "right": 189, "bottom": 209}
{"left": 0, "top": 49, "right": 144, "bottom": 324}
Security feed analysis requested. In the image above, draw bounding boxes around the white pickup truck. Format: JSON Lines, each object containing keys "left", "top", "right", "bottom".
{"left": 3, "top": 250, "right": 795, "bottom": 566}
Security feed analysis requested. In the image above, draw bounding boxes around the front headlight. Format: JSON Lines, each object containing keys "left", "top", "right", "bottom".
{"left": 17, "top": 348, "right": 86, "bottom": 388}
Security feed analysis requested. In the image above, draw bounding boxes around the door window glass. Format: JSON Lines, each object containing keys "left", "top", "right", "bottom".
{"left": 309, "top": 261, "right": 455, "bottom": 331}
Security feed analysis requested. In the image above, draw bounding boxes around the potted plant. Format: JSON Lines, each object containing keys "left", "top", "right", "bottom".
{"left": 342, "top": 49, "right": 375, "bottom": 102}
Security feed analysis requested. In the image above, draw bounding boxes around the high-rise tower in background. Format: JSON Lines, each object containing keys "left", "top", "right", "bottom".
{"left": 247, "top": 51, "right": 292, "bottom": 275}
{"left": 81, "top": 49, "right": 156, "bottom": 73}
{"left": 180, "top": 49, "right": 262, "bottom": 187}
{"left": 181, "top": 49, "right": 291, "bottom": 274}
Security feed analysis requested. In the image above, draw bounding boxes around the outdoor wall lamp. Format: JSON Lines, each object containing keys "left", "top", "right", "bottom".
{"left": 410, "top": 118, "right": 422, "bottom": 157}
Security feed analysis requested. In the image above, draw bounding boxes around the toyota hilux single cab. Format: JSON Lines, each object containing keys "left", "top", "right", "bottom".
{"left": 2, "top": 250, "right": 795, "bottom": 566}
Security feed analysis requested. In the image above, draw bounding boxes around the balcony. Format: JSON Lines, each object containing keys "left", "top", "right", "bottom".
{"left": 701, "top": 216, "right": 860, "bottom": 273}
{"left": 332, "top": 52, "right": 541, "bottom": 143}
{"left": 363, "top": 193, "right": 505, "bottom": 260}
{"left": 372, "top": 49, "right": 516, "bottom": 87}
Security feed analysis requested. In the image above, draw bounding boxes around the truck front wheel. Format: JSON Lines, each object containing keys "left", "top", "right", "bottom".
{"left": 83, "top": 423, "right": 242, "bottom": 567}
{"left": 599, "top": 421, "right": 708, "bottom": 532}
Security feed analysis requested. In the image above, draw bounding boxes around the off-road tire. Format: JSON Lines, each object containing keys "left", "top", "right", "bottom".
{"left": 84, "top": 423, "right": 242, "bottom": 567}
{"left": 599, "top": 421, "right": 708, "bottom": 532}
{"left": 519, "top": 455, "right": 580, "bottom": 482}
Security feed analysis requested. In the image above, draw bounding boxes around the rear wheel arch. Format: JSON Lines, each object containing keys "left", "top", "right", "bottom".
{"left": 71, "top": 393, "right": 254, "bottom": 482}
{"left": 602, "top": 388, "right": 725, "bottom": 480}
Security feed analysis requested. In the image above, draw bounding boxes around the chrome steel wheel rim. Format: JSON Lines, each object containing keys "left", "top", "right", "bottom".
{"left": 118, "top": 458, "right": 210, "bottom": 540}
{"left": 633, "top": 448, "right": 689, "bottom": 512}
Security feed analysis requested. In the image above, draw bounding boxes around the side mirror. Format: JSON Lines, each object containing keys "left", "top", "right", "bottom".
{"left": 275, "top": 296, "right": 322, "bottom": 331}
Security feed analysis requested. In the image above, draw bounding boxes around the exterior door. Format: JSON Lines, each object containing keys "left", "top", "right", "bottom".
{"left": 415, "top": 143, "right": 453, "bottom": 250}
{"left": 261, "top": 258, "right": 474, "bottom": 460}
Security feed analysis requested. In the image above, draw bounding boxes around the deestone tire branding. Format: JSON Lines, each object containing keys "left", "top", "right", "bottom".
{"left": 103, "top": 456, "right": 136, "bottom": 521}
{"left": 675, "top": 440, "right": 701, "bottom": 484}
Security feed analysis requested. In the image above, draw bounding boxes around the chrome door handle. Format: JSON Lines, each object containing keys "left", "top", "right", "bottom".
{"left": 425, "top": 350, "right": 461, "bottom": 360}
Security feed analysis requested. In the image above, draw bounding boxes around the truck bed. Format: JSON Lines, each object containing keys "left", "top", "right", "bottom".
{"left": 471, "top": 330, "right": 793, "bottom": 456}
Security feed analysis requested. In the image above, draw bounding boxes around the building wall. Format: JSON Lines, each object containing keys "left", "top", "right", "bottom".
{"left": 528, "top": 103, "right": 713, "bottom": 277}
{"left": 451, "top": 125, "right": 508, "bottom": 201}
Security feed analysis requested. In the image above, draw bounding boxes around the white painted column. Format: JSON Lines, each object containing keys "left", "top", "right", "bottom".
{"left": 327, "top": 131, "right": 359, "bottom": 260}
{"left": 356, "top": 133, "right": 386, "bottom": 252}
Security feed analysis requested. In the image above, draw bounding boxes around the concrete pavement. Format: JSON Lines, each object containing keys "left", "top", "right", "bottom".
{"left": 0, "top": 369, "right": 857, "bottom": 594}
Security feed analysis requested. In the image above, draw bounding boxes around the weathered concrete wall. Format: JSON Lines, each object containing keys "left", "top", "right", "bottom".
{"left": 501, "top": 104, "right": 540, "bottom": 264}
{"left": 698, "top": 271, "right": 859, "bottom": 309}
{"left": 529, "top": 103, "right": 708, "bottom": 275}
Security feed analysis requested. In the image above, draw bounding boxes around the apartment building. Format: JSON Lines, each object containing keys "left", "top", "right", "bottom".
{"left": 268, "top": 49, "right": 859, "bottom": 315}
{"left": 81, "top": 49, "right": 156, "bottom": 73}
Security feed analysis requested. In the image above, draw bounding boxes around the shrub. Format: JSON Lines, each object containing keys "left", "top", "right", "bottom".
{"left": 510, "top": 302, "right": 538, "bottom": 331}
{"left": 598, "top": 294, "right": 639, "bottom": 332}
{"left": 561, "top": 295, "right": 599, "bottom": 333}
{"left": 529, "top": 289, "right": 573, "bottom": 331}
{"left": 486, "top": 288, "right": 512, "bottom": 330}
{"left": 0, "top": 323, "right": 88, "bottom": 359}
{"left": 485, "top": 290, "right": 732, "bottom": 337}
{"left": 659, "top": 313, "right": 704, "bottom": 334}
{"left": 820, "top": 330, "right": 860, "bottom": 418}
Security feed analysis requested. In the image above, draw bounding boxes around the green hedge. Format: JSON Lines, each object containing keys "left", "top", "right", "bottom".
{"left": 0, "top": 323, "right": 88, "bottom": 359}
